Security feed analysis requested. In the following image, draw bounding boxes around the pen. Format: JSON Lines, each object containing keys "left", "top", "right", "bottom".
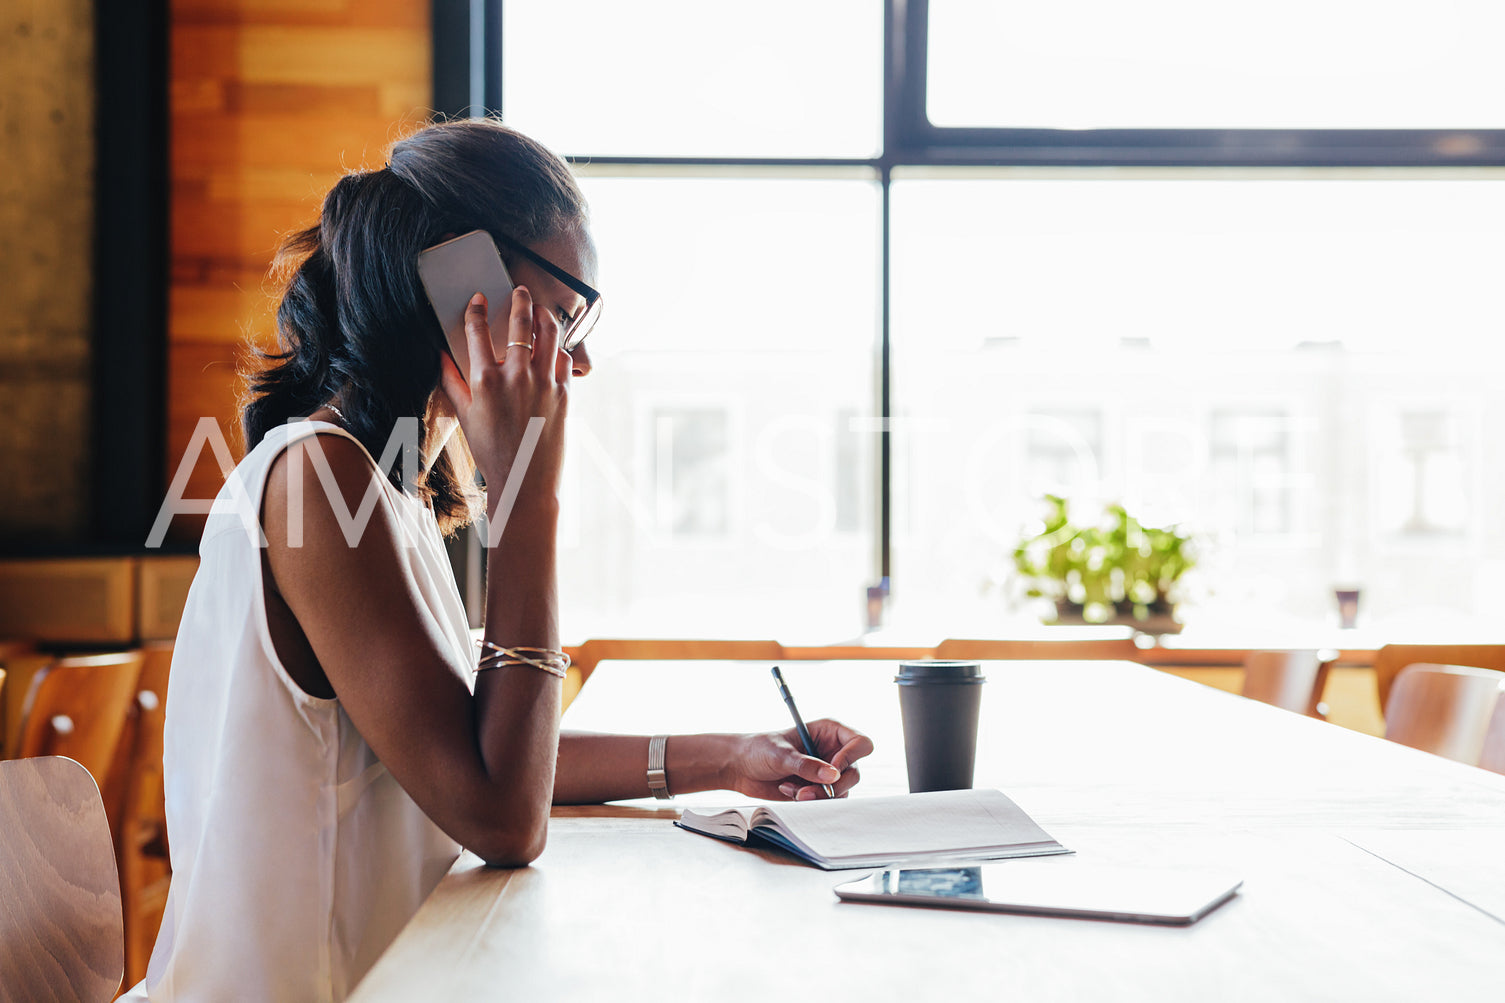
{"left": 770, "top": 665, "right": 837, "bottom": 799}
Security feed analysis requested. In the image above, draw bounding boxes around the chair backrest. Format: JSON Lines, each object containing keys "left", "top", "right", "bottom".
{"left": 0, "top": 756, "right": 124, "bottom": 1000}
{"left": 1241, "top": 649, "right": 1334, "bottom": 717}
{"left": 115, "top": 642, "right": 173, "bottom": 988}
{"left": 1478, "top": 698, "right": 1505, "bottom": 776}
{"left": 18, "top": 651, "right": 145, "bottom": 786}
{"left": 1372, "top": 644, "right": 1505, "bottom": 714}
{"left": 1384, "top": 663, "right": 1505, "bottom": 764}
{"left": 103, "top": 643, "right": 173, "bottom": 828}
{"left": 118, "top": 645, "right": 172, "bottom": 839}
{"left": 935, "top": 637, "right": 1141, "bottom": 661}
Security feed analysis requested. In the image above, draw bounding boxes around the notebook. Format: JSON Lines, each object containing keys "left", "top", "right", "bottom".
{"left": 675, "top": 788, "right": 1069, "bottom": 870}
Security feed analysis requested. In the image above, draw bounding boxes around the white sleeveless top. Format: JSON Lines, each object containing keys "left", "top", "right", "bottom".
{"left": 123, "top": 421, "right": 468, "bottom": 1002}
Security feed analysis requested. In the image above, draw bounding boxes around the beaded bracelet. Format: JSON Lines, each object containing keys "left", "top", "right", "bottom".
{"left": 474, "top": 640, "right": 571, "bottom": 679}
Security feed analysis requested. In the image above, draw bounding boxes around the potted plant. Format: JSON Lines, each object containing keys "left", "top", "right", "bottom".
{"left": 1011, "top": 495, "right": 1195, "bottom": 634}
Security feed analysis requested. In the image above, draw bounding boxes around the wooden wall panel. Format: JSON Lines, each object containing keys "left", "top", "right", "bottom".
{"left": 164, "top": 0, "right": 430, "bottom": 542}
{"left": 167, "top": 340, "right": 248, "bottom": 508}
{"left": 0, "top": 0, "right": 95, "bottom": 545}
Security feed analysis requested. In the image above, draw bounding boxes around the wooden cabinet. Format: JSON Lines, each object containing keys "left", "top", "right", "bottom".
{"left": 0, "top": 556, "right": 198, "bottom": 645}
{"left": 0, "top": 558, "right": 138, "bottom": 644}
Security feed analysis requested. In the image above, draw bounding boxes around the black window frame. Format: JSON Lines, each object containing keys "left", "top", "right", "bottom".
{"left": 435, "top": 0, "right": 1505, "bottom": 591}
{"left": 92, "top": 0, "right": 170, "bottom": 553}
{"left": 894, "top": 0, "right": 1505, "bottom": 168}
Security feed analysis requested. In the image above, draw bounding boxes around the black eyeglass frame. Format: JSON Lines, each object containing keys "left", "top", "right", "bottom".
{"left": 490, "top": 230, "right": 602, "bottom": 351}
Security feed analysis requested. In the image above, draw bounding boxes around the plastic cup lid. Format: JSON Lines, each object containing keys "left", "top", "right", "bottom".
{"left": 895, "top": 660, "right": 986, "bottom": 682}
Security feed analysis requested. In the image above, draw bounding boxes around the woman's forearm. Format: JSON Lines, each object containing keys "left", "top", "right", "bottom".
{"left": 553, "top": 731, "right": 744, "bottom": 805}
{"left": 470, "top": 494, "right": 563, "bottom": 860}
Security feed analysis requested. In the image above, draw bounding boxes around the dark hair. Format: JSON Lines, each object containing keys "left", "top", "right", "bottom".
{"left": 242, "top": 117, "right": 589, "bottom": 534}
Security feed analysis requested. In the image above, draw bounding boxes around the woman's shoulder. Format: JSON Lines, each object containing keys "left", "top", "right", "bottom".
{"left": 200, "top": 422, "right": 366, "bottom": 549}
{"left": 264, "top": 424, "right": 379, "bottom": 494}
{"left": 262, "top": 425, "right": 392, "bottom": 540}
{"left": 234, "top": 420, "right": 368, "bottom": 490}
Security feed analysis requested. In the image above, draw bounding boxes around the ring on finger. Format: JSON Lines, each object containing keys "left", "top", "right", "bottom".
{"left": 505, "top": 340, "right": 533, "bottom": 350}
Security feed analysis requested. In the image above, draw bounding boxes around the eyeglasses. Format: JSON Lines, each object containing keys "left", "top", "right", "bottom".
{"left": 491, "top": 231, "right": 602, "bottom": 352}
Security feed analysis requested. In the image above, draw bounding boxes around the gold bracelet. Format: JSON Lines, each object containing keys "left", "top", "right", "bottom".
{"left": 477, "top": 653, "right": 569, "bottom": 678}
{"left": 477, "top": 650, "right": 569, "bottom": 674}
{"left": 478, "top": 658, "right": 569, "bottom": 678}
{"left": 475, "top": 641, "right": 570, "bottom": 679}
{"left": 476, "top": 641, "right": 570, "bottom": 663}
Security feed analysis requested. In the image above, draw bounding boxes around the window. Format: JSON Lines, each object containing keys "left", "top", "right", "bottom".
{"left": 504, "top": 1, "right": 882, "bottom": 157}
{"left": 926, "top": 0, "right": 1505, "bottom": 131}
{"left": 1373, "top": 407, "right": 1475, "bottom": 541}
{"left": 1209, "top": 411, "right": 1294, "bottom": 537}
{"left": 550, "top": 172, "right": 881, "bottom": 639}
{"left": 445, "top": 1, "right": 1505, "bottom": 640}
{"left": 652, "top": 408, "right": 732, "bottom": 539}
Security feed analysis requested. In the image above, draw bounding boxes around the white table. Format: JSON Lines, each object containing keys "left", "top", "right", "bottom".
{"left": 351, "top": 660, "right": 1505, "bottom": 1002}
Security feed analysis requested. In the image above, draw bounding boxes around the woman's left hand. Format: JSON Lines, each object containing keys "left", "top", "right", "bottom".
{"left": 725, "top": 719, "right": 874, "bottom": 801}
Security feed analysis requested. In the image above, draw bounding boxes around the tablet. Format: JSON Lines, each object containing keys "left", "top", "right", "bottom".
{"left": 833, "top": 860, "right": 1243, "bottom": 926}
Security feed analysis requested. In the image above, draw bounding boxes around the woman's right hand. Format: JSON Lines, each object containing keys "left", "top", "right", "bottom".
{"left": 438, "top": 286, "right": 572, "bottom": 519}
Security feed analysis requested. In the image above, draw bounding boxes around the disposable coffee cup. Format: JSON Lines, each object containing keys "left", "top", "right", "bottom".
{"left": 895, "top": 660, "right": 986, "bottom": 793}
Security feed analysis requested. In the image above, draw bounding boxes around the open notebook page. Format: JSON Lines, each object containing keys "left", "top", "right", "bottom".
{"left": 681, "top": 789, "right": 1064, "bottom": 867}
{"left": 755, "top": 789, "right": 1057, "bottom": 861}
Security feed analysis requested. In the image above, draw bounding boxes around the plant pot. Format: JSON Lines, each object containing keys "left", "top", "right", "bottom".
{"left": 1049, "top": 599, "right": 1183, "bottom": 635}
{"left": 1050, "top": 600, "right": 1095, "bottom": 626}
{"left": 1132, "top": 600, "right": 1184, "bottom": 637}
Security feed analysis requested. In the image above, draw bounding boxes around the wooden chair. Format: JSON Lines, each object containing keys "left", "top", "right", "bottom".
{"left": 0, "top": 756, "right": 124, "bottom": 1000}
{"left": 1383, "top": 663, "right": 1505, "bottom": 765}
{"left": 567, "top": 639, "right": 783, "bottom": 706}
{"left": 935, "top": 637, "right": 1141, "bottom": 661}
{"left": 17, "top": 651, "right": 145, "bottom": 787}
{"left": 1240, "top": 649, "right": 1336, "bottom": 718}
{"left": 1372, "top": 644, "right": 1505, "bottom": 715}
{"left": 1477, "top": 698, "right": 1505, "bottom": 776}
{"left": 105, "top": 642, "right": 173, "bottom": 988}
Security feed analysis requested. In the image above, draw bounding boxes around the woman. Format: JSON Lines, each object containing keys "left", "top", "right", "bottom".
{"left": 126, "top": 118, "right": 872, "bottom": 1001}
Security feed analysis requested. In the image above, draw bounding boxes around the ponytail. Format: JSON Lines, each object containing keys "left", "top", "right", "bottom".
{"left": 242, "top": 225, "right": 340, "bottom": 447}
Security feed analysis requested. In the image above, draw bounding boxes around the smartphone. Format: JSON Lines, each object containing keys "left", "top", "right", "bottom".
{"left": 416, "top": 229, "right": 515, "bottom": 382}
